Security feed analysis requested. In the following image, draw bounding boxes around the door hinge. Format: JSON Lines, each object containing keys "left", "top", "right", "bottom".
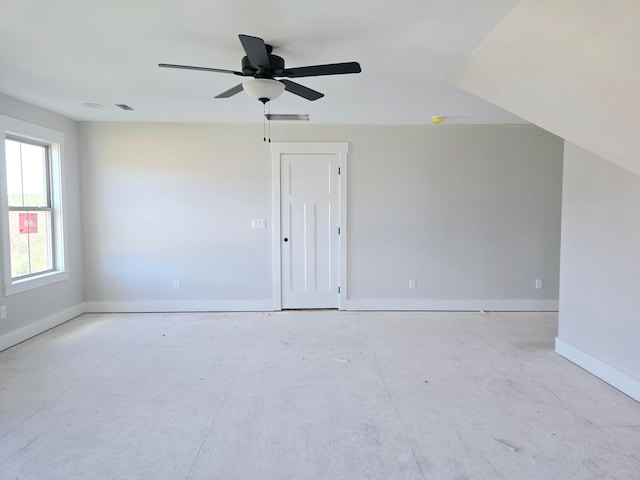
{"left": 338, "top": 167, "right": 341, "bottom": 175}
{"left": 338, "top": 227, "right": 341, "bottom": 235}
{"left": 338, "top": 286, "right": 341, "bottom": 294}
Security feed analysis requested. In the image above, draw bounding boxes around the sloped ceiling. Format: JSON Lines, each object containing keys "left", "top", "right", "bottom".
{"left": 450, "top": 0, "right": 640, "bottom": 176}
{"left": 0, "top": 0, "right": 525, "bottom": 124}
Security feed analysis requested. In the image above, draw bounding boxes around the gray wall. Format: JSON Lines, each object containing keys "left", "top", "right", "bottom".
{"left": 558, "top": 143, "right": 640, "bottom": 389}
{"left": 0, "top": 94, "right": 84, "bottom": 344}
{"left": 80, "top": 122, "right": 563, "bottom": 310}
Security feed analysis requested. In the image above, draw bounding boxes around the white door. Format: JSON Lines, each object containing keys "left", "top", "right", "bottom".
{"left": 280, "top": 152, "right": 340, "bottom": 308}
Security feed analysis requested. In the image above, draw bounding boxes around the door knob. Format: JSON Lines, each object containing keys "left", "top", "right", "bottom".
{"left": 283, "top": 237, "right": 289, "bottom": 242}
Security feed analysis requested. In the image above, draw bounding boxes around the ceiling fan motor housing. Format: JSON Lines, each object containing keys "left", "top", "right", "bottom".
{"left": 242, "top": 52, "right": 285, "bottom": 77}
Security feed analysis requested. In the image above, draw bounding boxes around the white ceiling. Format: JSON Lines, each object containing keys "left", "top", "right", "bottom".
{"left": 0, "top": 0, "right": 526, "bottom": 125}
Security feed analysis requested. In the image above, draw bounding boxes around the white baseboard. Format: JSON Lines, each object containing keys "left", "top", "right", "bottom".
{"left": 555, "top": 337, "right": 640, "bottom": 402}
{"left": 0, "top": 303, "right": 86, "bottom": 352}
{"left": 345, "top": 298, "right": 559, "bottom": 311}
{"left": 84, "top": 299, "right": 276, "bottom": 313}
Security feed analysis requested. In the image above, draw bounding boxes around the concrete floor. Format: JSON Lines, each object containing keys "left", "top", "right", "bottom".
{"left": 0, "top": 311, "right": 638, "bottom": 479}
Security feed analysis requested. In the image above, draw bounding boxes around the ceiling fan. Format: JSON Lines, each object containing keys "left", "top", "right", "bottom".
{"left": 159, "top": 34, "right": 362, "bottom": 104}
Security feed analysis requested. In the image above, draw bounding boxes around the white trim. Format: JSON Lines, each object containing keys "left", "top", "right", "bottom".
{"left": 346, "top": 298, "right": 559, "bottom": 311}
{"left": 555, "top": 337, "right": 640, "bottom": 402}
{"left": 0, "top": 303, "right": 85, "bottom": 352}
{"left": 50, "top": 138, "right": 67, "bottom": 276}
{"left": 338, "top": 150, "right": 348, "bottom": 311}
{"left": 4, "top": 270, "right": 69, "bottom": 296}
{"left": 84, "top": 300, "right": 276, "bottom": 313}
{"left": 270, "top": 142, "right": 349, "bottom": 311}
{"left": 271, "top": 150, "right": 282, "bottom": 311}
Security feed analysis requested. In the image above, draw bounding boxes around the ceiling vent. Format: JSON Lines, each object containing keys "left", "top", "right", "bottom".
{"left": 265, "top": 114, "right": 309, "bottom": 121}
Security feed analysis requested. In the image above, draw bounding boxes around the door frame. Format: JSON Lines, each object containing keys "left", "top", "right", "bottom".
{"left": 271, "top": 142, "right": 348, "bottom": 311}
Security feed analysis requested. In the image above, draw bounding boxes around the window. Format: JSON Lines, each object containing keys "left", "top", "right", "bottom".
{"left": 6, "top": 137, "right": 54, "bottom": 278}
{"left": 1, "top": 115, "right": 67, "bottom": 295}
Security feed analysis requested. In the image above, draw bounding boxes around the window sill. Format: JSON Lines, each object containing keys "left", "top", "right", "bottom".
{"left": 4, "top": 270, "right": 70, "bottom": 296}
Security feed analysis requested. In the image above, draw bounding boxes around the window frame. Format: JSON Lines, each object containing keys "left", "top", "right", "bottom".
{"left": 0, "top": 115, "right": 68, "bottom": 296}
{"left": 6, "top": 135, "right": 55, "bottom": 279}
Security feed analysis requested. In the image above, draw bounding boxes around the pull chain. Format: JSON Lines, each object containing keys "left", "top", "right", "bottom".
{"left": 263, "top": 102, "right": 266, "bottom": 142}
{"left": 268, "top": 102, "right": 271, "bottom": 143}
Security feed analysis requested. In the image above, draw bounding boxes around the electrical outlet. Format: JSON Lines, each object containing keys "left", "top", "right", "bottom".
{"left": 535, "top": 279, "right": 543, "bottom": 289}
{"left": 173, "top": 280, "right": 181, "bottom": 290}
{"left": 409, "top": 279, "right": 416, "bottom": 290}
{"left": 0, "top": 305, "right": 6, "bottom": 319}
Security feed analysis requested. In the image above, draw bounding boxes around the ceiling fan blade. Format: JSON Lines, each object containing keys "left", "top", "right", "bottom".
{"left": 281, "top": 80, "right": 324, "bottom": 101}
{"left": 215, "top": 83, "right": 244, "bottom": 98}
{"left": 282, "top": 62, "right": 361, "bottom": 78}
{"left": 158, "top": 63, "right": 243, "bottom": 76}
{"left": 238, "top": 34, "right": 271, "bottom": 70}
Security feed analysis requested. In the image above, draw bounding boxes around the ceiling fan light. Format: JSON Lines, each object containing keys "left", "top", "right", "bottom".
{"left": 242, "top": 78, "right": 285, "bottom": 102}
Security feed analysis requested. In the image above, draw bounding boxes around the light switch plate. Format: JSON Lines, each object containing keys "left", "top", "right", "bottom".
{"left": 252, "top": 219, "right": 266, "bottom": 229}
